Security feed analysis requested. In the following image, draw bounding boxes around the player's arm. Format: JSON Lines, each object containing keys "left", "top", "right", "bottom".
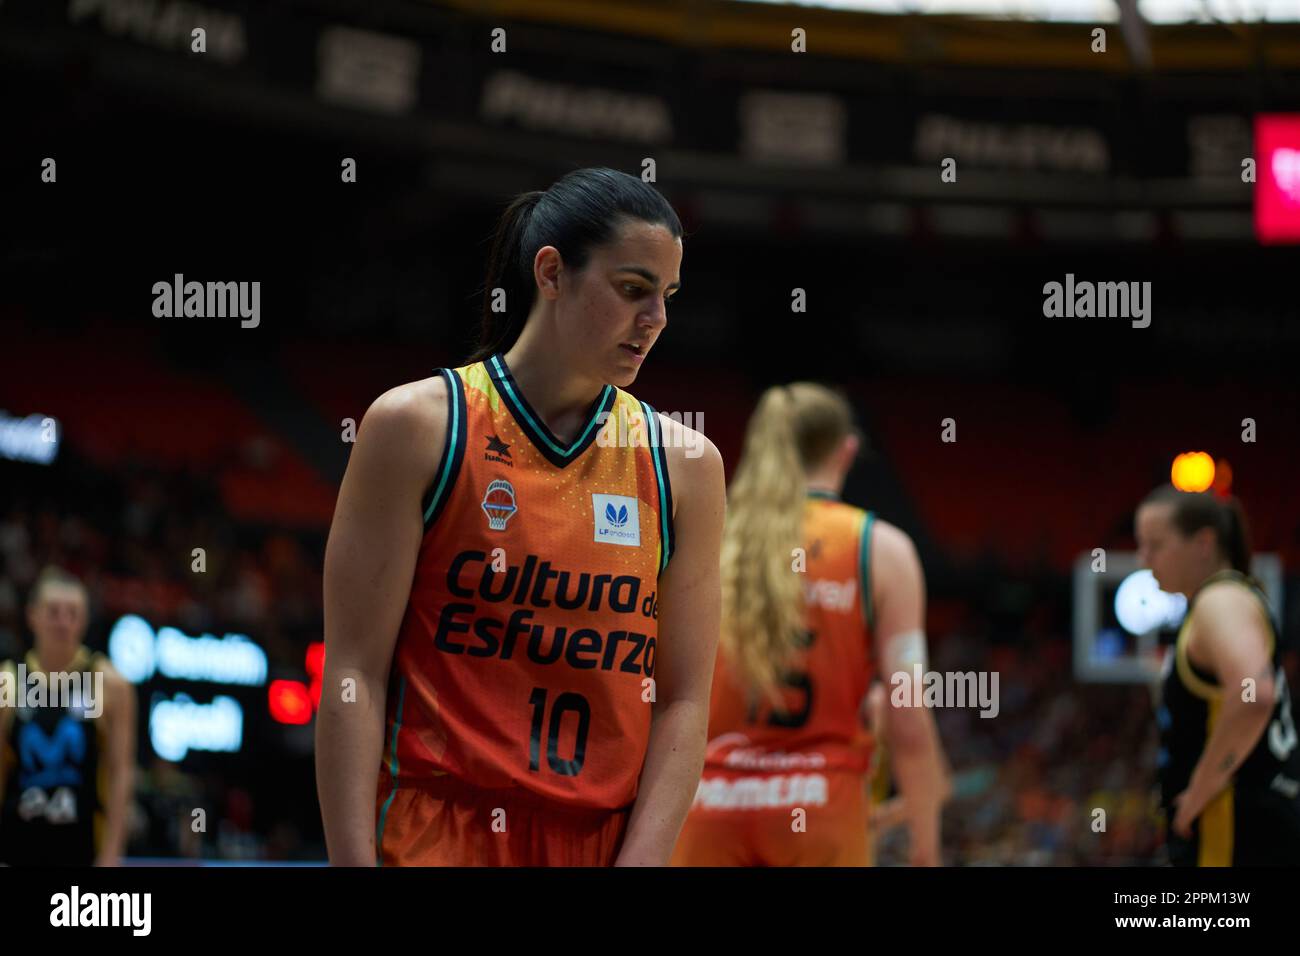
{"left": 317, "top": 379, "right": 445, "bottom": 866}
{"left": 1172, "top": 584, "right": 1276, "bottom": 835}
{"left": 872, "top": 520, "right": 949, "bottom": 866}
{"left": 615, "top": 419, "right": 725, "bottom": 866}
{"left": 864, "top": 681, "right": 907, "bottom": 833}
{"left": 95, "top": 664, "right": 136, "bottom": 866}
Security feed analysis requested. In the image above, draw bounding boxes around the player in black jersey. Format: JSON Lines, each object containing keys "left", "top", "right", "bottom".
{"left": 0, "top": 568, "right": 136, "bottom": 866}
{"left": 1137, "top": 486, "right": 1300, "bottom": 866}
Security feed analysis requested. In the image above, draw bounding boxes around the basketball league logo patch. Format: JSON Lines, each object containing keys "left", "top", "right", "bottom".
{"left": 482, "top": 479, "right": 518, "bottom": 531}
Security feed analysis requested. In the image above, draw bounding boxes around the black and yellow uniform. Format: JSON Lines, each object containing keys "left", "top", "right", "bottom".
{"left": 0, "top": 648, "right": 108, "bottom": 865}
{"left": 1156, "top": 570, "right": 1300, "bottom": 866}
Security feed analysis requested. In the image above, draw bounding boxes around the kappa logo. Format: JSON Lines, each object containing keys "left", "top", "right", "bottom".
{"left": 593, "top": 493, "right": 640, "bottom": 547}
{"left": 484, "top": 434, "right": 513, "bottom": 467}
{"left": 482, "top": 479, "right": 518, "bottom": 531}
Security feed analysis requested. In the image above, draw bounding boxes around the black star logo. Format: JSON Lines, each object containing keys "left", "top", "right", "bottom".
{"left": 485, "top": 434, "right": 511, "bottom": 457}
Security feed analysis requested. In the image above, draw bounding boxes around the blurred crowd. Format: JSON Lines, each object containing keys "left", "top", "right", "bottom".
{"left": 0, "top": 454, "right": 323, "bottom": 665}
{"left": 885, "top": 633, "right": 1167, "bottom": 866}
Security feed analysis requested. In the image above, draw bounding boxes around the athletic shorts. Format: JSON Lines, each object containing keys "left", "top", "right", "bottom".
{"left": 375, "top": 771, "right": 631, "bottom": 866}
{"left": 670, "top": 769, "right": 871, "bottom": 867}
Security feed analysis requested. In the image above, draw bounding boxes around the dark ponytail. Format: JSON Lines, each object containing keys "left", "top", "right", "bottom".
{"left": 1140, "top": 484, "right": 1253, "bottom": 573}
{"left": 469, "top": 168, "right": 683, "bottom": 363}
{"left": 473, "top": 190, "right": 544, "bottom": 364}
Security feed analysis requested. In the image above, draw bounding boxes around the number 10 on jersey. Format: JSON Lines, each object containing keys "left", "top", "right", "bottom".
{"left": 528, "top": 687, "right": 591, "bottom": 776}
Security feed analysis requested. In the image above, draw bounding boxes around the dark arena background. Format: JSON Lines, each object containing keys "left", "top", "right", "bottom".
{"left": 2, "top": 0, "right": 1299, "bottom": 905}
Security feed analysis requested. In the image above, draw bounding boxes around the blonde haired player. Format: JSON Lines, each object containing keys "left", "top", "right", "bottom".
{"left": 1, "top": 567, "right": 135, "bottom": 866}
{"left": 671, "top": 383, "right": 947, "bottom": 866}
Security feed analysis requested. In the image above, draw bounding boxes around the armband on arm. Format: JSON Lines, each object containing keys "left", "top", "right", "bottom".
{"left": 881, "top": 628, "right": 929, "bottom": 678}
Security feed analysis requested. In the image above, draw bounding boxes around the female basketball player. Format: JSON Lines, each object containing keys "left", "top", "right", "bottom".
{"left": 316, "top": 168, "right": 726, "bottom": 866}
{"left": 0, "top": 567, "right": 136, "bottom": 866}
{"left": 1137, "top": 485, "right": 1300, "bottom": 865}
{"left": 670, "top": 384, "right": 948, "bottom": 866}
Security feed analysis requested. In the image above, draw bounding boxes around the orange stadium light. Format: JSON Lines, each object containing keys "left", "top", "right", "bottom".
{"left": 1170, "top": 451, "right": 1215, "bottom": 492}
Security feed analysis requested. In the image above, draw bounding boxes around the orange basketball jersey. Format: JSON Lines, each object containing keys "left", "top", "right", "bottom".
{"left": 700, "top": 492, "right": 877, "bottom": 797}
{"left": 377, "top": 353, "right": 674, "bottom": 829}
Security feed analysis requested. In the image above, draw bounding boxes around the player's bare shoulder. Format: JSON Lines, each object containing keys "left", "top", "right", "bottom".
{"left": 1195, "top": 577, "right": 1258, "bottom": 614}
{"left": 868, "top": 518, "right": 924, "bottom": 594}
{"left": 1188, "top": 577, "right": 1272, "bottom": 649}
{"left": 656, "top": 411, "right": 722, "bottom": 522}
{"left": 870, "top": 519, "right": 919, "bottom": 565}
{"left": 356, "top": 375, "right": 450, "bottom": 488}
{"left": 90, "top": 656, "right": 132, "bottom": 717}
{"left": 93, "top": 656, "right": 130, "bottom": 691}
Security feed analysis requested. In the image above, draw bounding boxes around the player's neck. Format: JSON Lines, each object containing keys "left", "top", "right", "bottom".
{"left": 1195, "top": 560, "right": 1235, "bottom": 590}
{"left": 502, "top": 336, "right": 606, "bottom": 442}
{"left": 803, "top": 469, "right": 845, "bottom": 498}
{"left": 33, "top": 644, "right": 79, "bottom": 674}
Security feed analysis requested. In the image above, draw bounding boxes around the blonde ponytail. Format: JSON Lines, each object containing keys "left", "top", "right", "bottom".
{"left": 721, "top": 383, "right": 856, "bottom": 707}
